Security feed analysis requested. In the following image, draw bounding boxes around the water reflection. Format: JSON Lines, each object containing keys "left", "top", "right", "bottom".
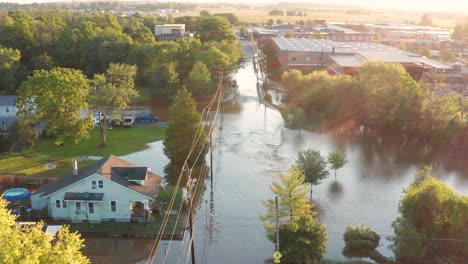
{"left": 98, "top": 47, "right": 467, "bottom": 263}
{"left": 328, "top": 181, "right": 344, "bottom": 201}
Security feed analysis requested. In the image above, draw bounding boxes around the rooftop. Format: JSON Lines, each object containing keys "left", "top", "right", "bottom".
{"left": 0, "top": 95, "right": 17, "bottom": 106}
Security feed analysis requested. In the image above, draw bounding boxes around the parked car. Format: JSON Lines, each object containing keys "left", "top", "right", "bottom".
{"left": 111, "top": 118, "right": 122, "bottom": 127}
{"left": 134, "top": 114, "right": 159, "bottom": 122}
{"left": 122, "top": 116, "right": 135, "bottom": 127}
{"left": 93, "top": 112, "right": 105, "bottom": 124}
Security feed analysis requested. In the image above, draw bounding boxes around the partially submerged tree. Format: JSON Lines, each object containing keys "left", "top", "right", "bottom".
{"left": 163, "top": 88, "right": 208, "bottom": 180}
{"left": 391, "top": 166, "right": 468, "bottom": 263}
{"left": 89, "top": 63, "right": 139, "bottom": 146}
{"left": 0, "top": 198, "right": 89, "bottom": 263}
{"left": 16, "top": 67, "right": 94, "bottom": 145}
{"left": 261, "top": 165, "right": 327, "bottom": 263}
{"left": 295, "top": 149, "right": 329, "bottom": 198}
{"left": 327, "top": 150, "right": 348, "bottom": 180}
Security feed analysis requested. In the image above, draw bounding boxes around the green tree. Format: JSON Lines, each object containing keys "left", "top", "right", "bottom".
{"left": 279, "top": 215, "right": 327, "bottom": 263}
{"left": 391, "top": 166, "right": 468, "bottom": 263}
{"left": 0, "top": 47, "right": 21, "bottom": 93}
{"left": 440, "top": 49, "right": 455, "bottom": 62}
{"left": 16, "top": 67, "right": 93, "bottom": 145}
{"left": 186, "top": 61, "right": 213, "bottom": 97}
{"left": 343, "top": 225, "right": 391, "bottom": 264}
{"left": 196, "top": 16, "right": 236, "bottom": 42}
{"left": 419, "top": 92, "right": 465, "bottom": 141}
{"left": 416, "top": 47, "right": 430, "bottom": 57}
{"left": 0, "top": 198, "right": 89, "bottom": 263}
{"left": 295, "top": 149, "right": 329, "bottom": 198}
{"left": 261, "top": 165, "right": 327, "bottom": 262}
{"left": 357, "top": 62, "right": 423, "bottom": 130}
{"left": 89, "top": 63, "right": 138, "bottom": 146}
{"left": 327, "top": 150, "right": 348, "bottom": 180}
{"left": 163, "top": 88, "right": 208, "bottom": 179}
{"left": 261, "top": 165, "right": 313, "bottom": 224}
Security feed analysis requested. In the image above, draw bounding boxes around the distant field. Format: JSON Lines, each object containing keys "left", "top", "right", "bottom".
{"left": 177, "top": 7, "right": 464, "bottom": 28}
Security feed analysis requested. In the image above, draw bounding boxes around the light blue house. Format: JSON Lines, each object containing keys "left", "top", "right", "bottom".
{"left": 0, "top": 95, "right": 17, "bottom": 134}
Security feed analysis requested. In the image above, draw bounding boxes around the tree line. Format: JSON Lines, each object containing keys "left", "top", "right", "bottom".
{"left": 281, "top": 62, "right": 467, "bottom": 143}
{"left": 0, "top": 10, "right": 242, "bottom": 98}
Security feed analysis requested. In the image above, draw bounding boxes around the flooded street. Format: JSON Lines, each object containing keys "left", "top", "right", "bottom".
{"left": 83, "top": 41, "right": 467, "bottom": 263}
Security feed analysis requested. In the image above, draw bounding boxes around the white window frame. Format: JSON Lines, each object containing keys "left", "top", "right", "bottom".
{"left": 98, "top": 180, "right": 103, "bottom": 189}
{"left": 92, "top": 180, "right": 97, "bottom": 189}
{"left": 55, "top": 200, "right": 61, "bottom": 208}
{"left": 62, "top": 200, "right": 67, "bottom": 208}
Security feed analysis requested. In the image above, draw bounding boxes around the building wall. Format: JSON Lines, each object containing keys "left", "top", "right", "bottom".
{"left": 154, "top": 25, "right": 185, "bottom": 36}
{"left": 0, "top": 104, "right": 17, "bottom": 117}
{"left": 45, "top": 174, "right": 152, "bottom": 223}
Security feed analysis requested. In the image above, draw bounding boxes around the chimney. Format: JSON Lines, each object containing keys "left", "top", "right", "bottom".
{"left": 72, "top": 159, "right": 78, "bottom": 176}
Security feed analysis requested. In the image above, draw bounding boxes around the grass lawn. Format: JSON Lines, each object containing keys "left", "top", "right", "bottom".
{"left": 0, "top": 127, "right": 166, "bottom": 178}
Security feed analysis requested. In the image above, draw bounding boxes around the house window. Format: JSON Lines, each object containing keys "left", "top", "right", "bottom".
{"left": 88, "top": 203, "right": 94, "bottom": 214}
{"left": 75, "top": 202, "right": 81, "bottom": 214}
{"left": 111, "top": 201, "right": 116, "bottom": 212}
{"left": 98, "top": 180, "right": 103, "bottom": 189}
{"left": 291, "top": 57, "right": 296, "bottom": 61}
{"left": 56, "top": 200, "right": 61, "bottom": 208}
{"left": 305, "top": 56, "right": 310, "bottom": 62}
{"left": 62, "top": 200, "right": 67, "bottom": 208}
{"left": 6, "top": 106, "right": 9, "bottom": 113}
{"left": 92, "top": 181, "right": 97, "bottom": 189}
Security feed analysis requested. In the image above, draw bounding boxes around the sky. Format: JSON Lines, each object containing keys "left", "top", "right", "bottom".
{"left": 4, "top": 0, "right": 468, "bottom": 13}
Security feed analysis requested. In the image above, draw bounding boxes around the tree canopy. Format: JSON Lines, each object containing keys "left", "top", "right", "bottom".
{"left": 16, "top": 67, "right": 93, "bottom": 145}
{"left": 327, "top": 150, "right": 348, "bottom": 180}
{"left": 0, "top": 198, "right": 89, "bottom": 263}
{"left": 89, "top": 63, "right": 139, "bottom": 146}
{"left": 261, "top": 165, "right": 327, "bottom": 262}
{"left": 163, "top": 88, "right": 208, "bottom": 182}
{"left": 295, "top": 149, "right": 329, "bottom": 198}
{"left": 391, "top": 166, "right": 468, "bottom": 263}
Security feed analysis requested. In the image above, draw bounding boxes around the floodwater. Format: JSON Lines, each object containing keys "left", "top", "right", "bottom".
{"left": 82, "top": 41, "right": 468, "bottom": 263}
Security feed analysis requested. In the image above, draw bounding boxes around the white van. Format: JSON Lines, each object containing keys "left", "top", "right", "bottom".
{"left": 122, "top": 116, "right": 134, "bottom": 127}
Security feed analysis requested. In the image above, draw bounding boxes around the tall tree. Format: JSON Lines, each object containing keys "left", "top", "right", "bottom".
{"left": 357, "top": 62, "right": 423, "bottom": 130}
{"left": 391, "top": 166, "right": 468, "bottom": 263}
{"left": 0, "top": 47, "right": 21, "bottom": 93}
{"left": 163, "top": 88, "right": 208, "bottom": 179}
{"left": 16, "top": 67, "right": 93, "bottom": 145}
{"left": 327, "top": 150, "right": 348, "bottom": 180}
{"left": 261, "top": 165, "right": 313, "bottom": 224}
{"left": 440, "top": 49, "right": 455, "bottom": 62}
{"left": 0, "top": 198, "right": 89, "bottom": 263}
{"left": 261, "top": 165, "right": 327, "bottom": 262}
{"left": 196, "top": 16, "right": 236, "bottom": 42}
{"left": 295, "top": 149, "right": 329, "bottom": 198}
{"left": 89, "top": 63, "right": 138, "bottom": 146}
{"left": 185, "top": 61, "right": 213, "bottom": 97}
{"left": 278, "top": 215, "right": 327, "bottom": 263}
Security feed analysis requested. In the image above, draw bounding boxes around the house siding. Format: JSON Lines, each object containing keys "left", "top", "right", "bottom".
{"left": 45, "top": 174, "right": 152, "bottom": 223}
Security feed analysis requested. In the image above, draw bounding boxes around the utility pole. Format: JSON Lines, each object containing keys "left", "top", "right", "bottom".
{"left": 275, "top": 196, "right": 280, "bottom": 252}
{"left": 186, "top": 167, "right": 196, "bottom": 264}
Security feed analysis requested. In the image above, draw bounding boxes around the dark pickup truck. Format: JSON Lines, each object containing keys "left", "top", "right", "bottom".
{"left": 134, "top": 114, "right": 159, "bottom": 122}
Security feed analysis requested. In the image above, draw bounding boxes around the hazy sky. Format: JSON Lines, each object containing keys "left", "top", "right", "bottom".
{"left": 6, "top": 0, "right": 468, "bottom": 13}
{"left": 303, "top": 0, "right": 467, "bottom": 12}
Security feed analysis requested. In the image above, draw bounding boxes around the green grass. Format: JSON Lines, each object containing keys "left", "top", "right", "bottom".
{"left": 0, "top": 127, "right": 166, "bottom": 178}
{"left": 159, "top": 186, "right": 186, "bottom": 211}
